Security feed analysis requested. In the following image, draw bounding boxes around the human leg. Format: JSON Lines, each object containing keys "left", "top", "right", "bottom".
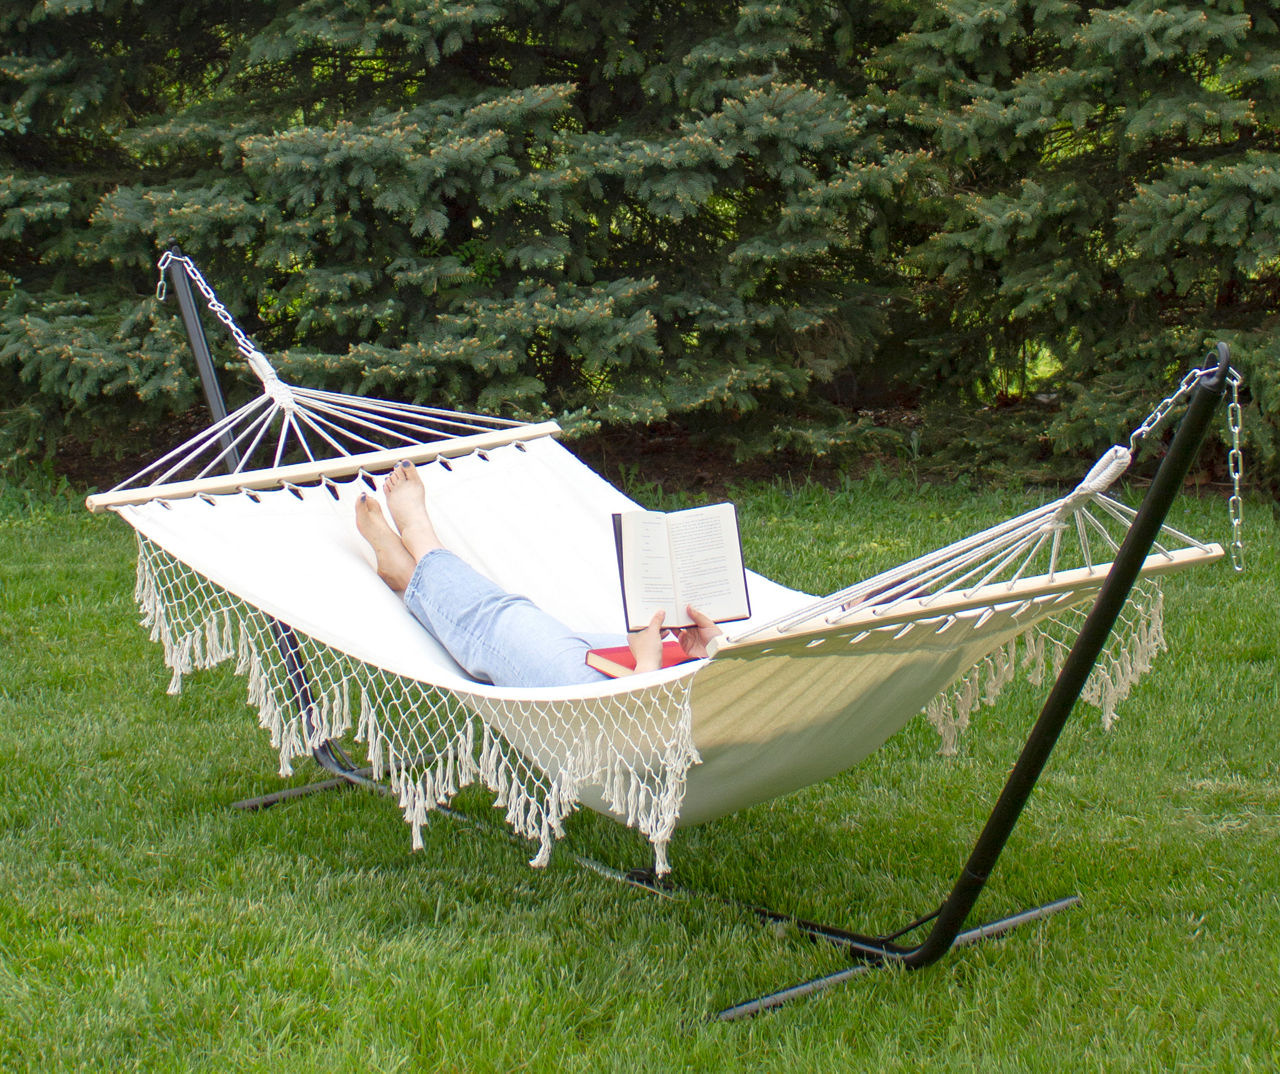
{"left": 403, "top": 549, "right": 615, "bottom": 688}
{"left": 383, "top": 460, "right": 443, "bottom": 560}
{"left": 357, "top": 460, "right": 616, "bottom": 687}
{"left": 355, "top": 493, "right": 416, "bottom": 592}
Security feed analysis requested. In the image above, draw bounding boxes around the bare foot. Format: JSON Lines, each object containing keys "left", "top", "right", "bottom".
{"left": 383, "top": 460, "right": 444, "bottom": 561}
{"left": 355, "top": 492, "right": 417, "bottom": 592}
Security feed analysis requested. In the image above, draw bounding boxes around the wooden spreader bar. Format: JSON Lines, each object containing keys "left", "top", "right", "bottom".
{"left": 85, "top": 421, "right": 562, "bottom": 513}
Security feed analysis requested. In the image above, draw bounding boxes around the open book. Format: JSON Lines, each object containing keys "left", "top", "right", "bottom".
{"left": 613, "top": 502, "right": 751, "bottom": 631}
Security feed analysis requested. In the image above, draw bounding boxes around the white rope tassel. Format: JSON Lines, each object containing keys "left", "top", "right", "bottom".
{"left": 529, "top": 817, "right": 554, "bottom": 869}
{"left": 503, "top": 780, "right": 533, "bottom": 835}
{"left": 202, "top": 612, "right": 232, "bottom": 665}
{"left": 333, "top": 679, "right": 352, "bottom": 739}
{"left": 235, "top": 624, "right": 253, "bottom": 675}
{"left": 982, "top": 640, "right": 1018, "bottom": 704}
{"left": 454, "top": 723, "right": 474, "bottom": 787}
{"left": 277, "top": 718, "right": 305, "bottom": 777}
{"left": 927, "top": 695, "right": 962, "bottom": 757}
{"left": 166, "top": 635, "right": 194, "bottom": 695}
{"left": 651, "top": 739, "right": 697, "bottom": 866}
{"left": 133, "top": 551, "right": 182, "bottom": 693}
{"left": 242, "top": 646, "right": 305, "bottom": 777}
{"left": 405, "top": 781, "right": 428, "bottom": 852}
{"left": 133, "top": 543, "right": 161, "bottom": 629}
{"left": 545, "top": 780, "right": 566, "bottom": 840}
{"left": 1023, "top": 630, "right": 1046, "bottom": 686}
{"left": 364, "top": 702, "right": 386, "bottom": 780}
{"left": 478, "top": 722, "right": 501, "bottom": 788}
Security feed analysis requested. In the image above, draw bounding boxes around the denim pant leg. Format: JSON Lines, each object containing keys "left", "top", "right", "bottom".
{"left": 402, "top": 549, "right": 619, "bottom": 688}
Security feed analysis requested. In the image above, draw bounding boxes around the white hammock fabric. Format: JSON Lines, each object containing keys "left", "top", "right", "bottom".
{"left": 94, "top": 398, "right": 1220, "bottom": 872}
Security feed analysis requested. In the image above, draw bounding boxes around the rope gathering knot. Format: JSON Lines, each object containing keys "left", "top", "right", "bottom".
{"left": 1045, "top": 445, "right": 1131, "bottom": 529}
{"left": 246, "top": 351, "right": 298, "bottom": 410}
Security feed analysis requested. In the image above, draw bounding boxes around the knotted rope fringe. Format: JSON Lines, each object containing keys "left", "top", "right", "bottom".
{"left": 132, "top": 533, "right": 701, "bottom": 870}
{"left": 132, "top": 530, "right": 1166, "bottom": 869}
{"left": 925, "top": 576, "right": 1166, "bottom": 753}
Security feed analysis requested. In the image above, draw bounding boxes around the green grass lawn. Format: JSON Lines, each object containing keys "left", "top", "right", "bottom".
{"left": 1, "top": 476, "right": 1276, "bottom": 1072}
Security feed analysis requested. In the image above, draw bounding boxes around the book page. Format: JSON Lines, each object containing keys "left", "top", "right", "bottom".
{"left": 616, "top": 511, "right": 678, "bottom": 629}
{"left": 668, "top": 503, "right": 750, "bottom": 624}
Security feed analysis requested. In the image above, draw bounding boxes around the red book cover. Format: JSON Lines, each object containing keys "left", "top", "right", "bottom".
{"left": 586, "top": 639, "right": 692, "bottom": 678}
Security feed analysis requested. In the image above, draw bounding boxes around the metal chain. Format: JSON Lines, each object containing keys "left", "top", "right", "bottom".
{"left": 156, "top": 251, "right": 267, "bottom": 363}
{"left": 1227, "top": 370, "right": 1245, "bottom": 572}
{"left": 1127, "top": 365, "right": 1208, "bottom": 452}
{"left": 1127, "top": 360, "right": 1246, "bottom": 573}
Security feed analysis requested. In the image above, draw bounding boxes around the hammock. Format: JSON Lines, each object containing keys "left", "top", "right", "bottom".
{"left": 88, "top": 254, "right": 1227, "bottom": 879}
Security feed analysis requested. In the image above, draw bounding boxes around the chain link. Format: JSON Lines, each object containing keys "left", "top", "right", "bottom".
{"left": 1126, "top": 359, "right": 1246, "bottom": 574}
{"left": 1127, "top": 365, "right": 1207, "bottom": 452}
{"left": 1226, "top": 370, "right": 1244, "bottom": 572}
{"left": 156, "top": 251, "right": 268, "bottom": 364}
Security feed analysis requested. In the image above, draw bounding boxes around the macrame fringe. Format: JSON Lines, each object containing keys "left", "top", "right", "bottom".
{"left": 131, "top": 532, "right": 1167, "bottom": 876}
{"left": 1082, "top": 587, "right": 1166, "bottom": 730}
{"left": 449, "top": 684, "right": 699, "bottom": 873}
{"left": 925, "top": 582, "right": 1167, "bottom": 753}
{"left": 134, "top": 539, "right": 322, "bottom": 777}
{"left": 926, "top": 639, "right": 1019, "bottom": 756}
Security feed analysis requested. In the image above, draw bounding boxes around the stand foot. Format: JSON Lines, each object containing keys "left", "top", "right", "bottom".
{"left": 232, "top": 758, "right": 379, "bottom": 811}
{"left": 714, "top": 894, "right": 1081, "bottom": 1022}
{"left": 232, "top": 775, "right": 365, "bottom": 811}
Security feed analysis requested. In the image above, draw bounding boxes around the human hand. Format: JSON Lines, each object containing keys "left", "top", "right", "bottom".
{"left": 627, "top": 610, "right": 666, "bottom": 673}
{"left": 676, "top": 606, "right": 722, "bottom": 659}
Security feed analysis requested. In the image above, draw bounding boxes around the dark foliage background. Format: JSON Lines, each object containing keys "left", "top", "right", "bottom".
{"left": 2, "top": 0, "right": 1275, "bottom": 484}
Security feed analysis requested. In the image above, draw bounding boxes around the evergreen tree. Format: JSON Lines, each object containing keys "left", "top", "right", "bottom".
{"left": 878, "top": 0, "right": 1279, "bottom": 473}
{"left": 1, "top": 0, "right": 916, "bottom": 469}
{"left": 4, "top": 0, "right": 1276, "bottom": 483}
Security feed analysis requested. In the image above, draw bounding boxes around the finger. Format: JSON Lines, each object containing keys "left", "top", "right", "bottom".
{"left": 685, "top": 605, "right": 716, "bottom": 627}
{"left": 630, "top": 610, "right": 665, "bottom": 636}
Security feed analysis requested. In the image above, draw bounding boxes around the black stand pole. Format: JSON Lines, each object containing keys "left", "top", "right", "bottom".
{"left": 166, "top": 247, "right": 239, "bottom": 466}
{"left": 163, "top": 245, "right": 380, "bottom": 802}
{"left": 712, "top": 346, "right": 1233, "bottom": 1019}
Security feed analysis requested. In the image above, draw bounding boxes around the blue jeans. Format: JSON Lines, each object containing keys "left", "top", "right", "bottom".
{"left": 403, "top": 549, "right": 621, "bottom": 688}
